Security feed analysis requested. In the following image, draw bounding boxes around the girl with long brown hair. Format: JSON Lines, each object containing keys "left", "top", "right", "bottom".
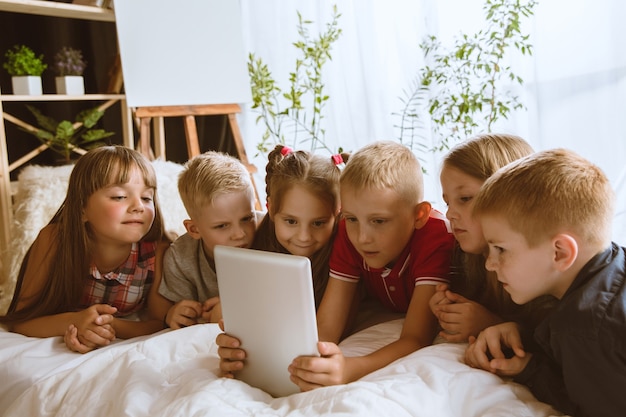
{"left": 0, "top": 146, "right": 171, "bottom": 353}
{"left": 252, "top": 144, "right": 348, "bottom": 307}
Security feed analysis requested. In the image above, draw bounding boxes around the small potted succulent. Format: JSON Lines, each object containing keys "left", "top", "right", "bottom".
{"left": 3, "top": 45, "right": 47, "bottom": 95}
{"left": 52, "top": 46, "right": 87, "bottom": 95}
{"left": 24, "top": 104, "right": 115, "bottom": 163}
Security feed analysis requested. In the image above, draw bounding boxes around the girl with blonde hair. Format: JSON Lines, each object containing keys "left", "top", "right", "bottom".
{"left": 431, "top": 134, "right": 555, "bottom": 341}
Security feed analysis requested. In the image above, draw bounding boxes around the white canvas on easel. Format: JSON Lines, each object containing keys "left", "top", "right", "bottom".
{"left": 114, "top": 0, "right": 252, "bottom": 107}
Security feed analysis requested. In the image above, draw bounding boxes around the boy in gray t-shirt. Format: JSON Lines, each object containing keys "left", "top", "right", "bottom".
{"left": 159, "top": 151, "right": 259, "bottom": 329}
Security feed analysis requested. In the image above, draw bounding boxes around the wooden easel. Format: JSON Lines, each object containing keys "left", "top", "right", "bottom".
{"left": 134, "top": 103, "right": 261, "bottom": 210}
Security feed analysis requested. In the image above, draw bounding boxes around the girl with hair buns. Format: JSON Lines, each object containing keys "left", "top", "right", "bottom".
{"left": 215, "top": 144, "right": 347, "bottom": 380}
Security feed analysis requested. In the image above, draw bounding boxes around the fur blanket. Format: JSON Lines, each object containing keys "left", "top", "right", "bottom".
{"left": 0, "top": 160, "right": 188, "bottom": 314}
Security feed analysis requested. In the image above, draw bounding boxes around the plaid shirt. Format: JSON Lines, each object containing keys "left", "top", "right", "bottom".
{"left": 80, "top": 241, "right": 157, "bottom": 317}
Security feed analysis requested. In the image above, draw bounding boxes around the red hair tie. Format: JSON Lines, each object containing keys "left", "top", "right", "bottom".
{"left": 280, "top": 146, "right": 293, "bottom": 156}
{"left": 331, "top": 153, "right": 345, "bottom": 170}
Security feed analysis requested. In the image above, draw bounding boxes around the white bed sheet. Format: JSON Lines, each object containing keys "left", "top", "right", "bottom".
{"left": 0, "top": 320, "right": 564, "bottom": 417}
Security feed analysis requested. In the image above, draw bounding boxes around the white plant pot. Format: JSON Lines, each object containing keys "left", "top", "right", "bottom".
{"left": 11, "top": 76, "right": 43, "bottom": 95}
{"left": 55, "top": 76, "right": 85, "bottom": 95}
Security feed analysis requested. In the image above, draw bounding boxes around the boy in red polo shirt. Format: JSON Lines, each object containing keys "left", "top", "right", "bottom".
{"left": 288, "top": 141, "right": 454, "bottom": 390}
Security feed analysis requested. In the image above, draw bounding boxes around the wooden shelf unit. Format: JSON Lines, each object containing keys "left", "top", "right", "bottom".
{"left": 0, "top": 0, "right": 131, "bottom": 256}
{"left": 1, "top": 93, "right": 124, "bottom": 102}
{"left": 0, "top": 0, "right": 114, "bottom": 22}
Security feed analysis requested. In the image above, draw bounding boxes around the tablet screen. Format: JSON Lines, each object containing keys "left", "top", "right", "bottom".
{"left": 214, "top": 245, "right": 319, "bottom": 397}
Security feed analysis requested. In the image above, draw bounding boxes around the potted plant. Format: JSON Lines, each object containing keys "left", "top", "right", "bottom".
{"left": 52, "top": 46, "right": 87, "bottom": 95}
{"left": 3, "top": 45, "right": 47, "bottom": 95}
{"left": 24, "top": 104, "right": 115, "bottom": 163}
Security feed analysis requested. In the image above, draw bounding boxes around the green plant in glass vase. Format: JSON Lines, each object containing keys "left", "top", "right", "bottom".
{"left": 24, "top": 105, "right": 115, "bottom": 163}
{"left": 248, "top": 5, "right": 342, "bottom": 155}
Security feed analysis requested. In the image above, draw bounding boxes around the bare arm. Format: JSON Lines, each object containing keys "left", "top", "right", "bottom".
{"left": 316, "top": 277, "right": 359, "bottom": 343}
{"left": 8, "top": 225, "right": 93, "bottom": 338}
{"left": 13, "top": 306, "right": 115, "bottom": 341}
{"left": 290, "top": 284, "right": 438, "bottom": 390}
{"left": 340, "top": 284, "right": 437, "bottom": 382}
{"left": 431, "top": 289, "right": 504, "bottom": 342}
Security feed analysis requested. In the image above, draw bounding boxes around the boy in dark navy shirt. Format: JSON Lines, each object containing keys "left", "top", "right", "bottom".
{"left": 465, "top": 148, "right": 626, "bottom": 417}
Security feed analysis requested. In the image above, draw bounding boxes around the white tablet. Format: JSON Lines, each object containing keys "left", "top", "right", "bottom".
{"left": 214, "top": 245, "right": 319, "bottom": 397}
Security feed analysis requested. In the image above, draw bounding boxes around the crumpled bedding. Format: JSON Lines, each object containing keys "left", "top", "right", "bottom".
{"left": 0, "top": 319, "right": 563, "bottom": 417}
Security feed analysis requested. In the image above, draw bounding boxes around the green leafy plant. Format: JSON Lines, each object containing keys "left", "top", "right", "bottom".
{"left": 248, "top": 5, "right": 342, "bottom": 155}
{"left": 3, "top": 45, "right": 47, "bottom": 76}
{"left": 52, "top": 46, "right": 87, "bottom": 76}
{"left": 396, "top": 0, "right": 537, "bottom": 153}
{"left": 24, "top": 105, "right": 115, "bottom": 163}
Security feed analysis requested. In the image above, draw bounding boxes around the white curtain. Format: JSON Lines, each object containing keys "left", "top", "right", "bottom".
{"left": 238, "top": 0, "right": 626, "bottom": 245}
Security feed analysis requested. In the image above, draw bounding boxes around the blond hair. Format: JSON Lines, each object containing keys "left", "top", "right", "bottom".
{"left": 474, "top": 148, "right": 614, "bottom": 249}
{"left": 443, "top": 133, "right": 534, "bottom": 181}
{"left": 341, "top": 141, "right": 423, "bottom": 205}
{"left": 177, "top": 151, "right": 253, "bottom": 219}
{"left": 444, "top": 135, "right": 539, "bottom": 322}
